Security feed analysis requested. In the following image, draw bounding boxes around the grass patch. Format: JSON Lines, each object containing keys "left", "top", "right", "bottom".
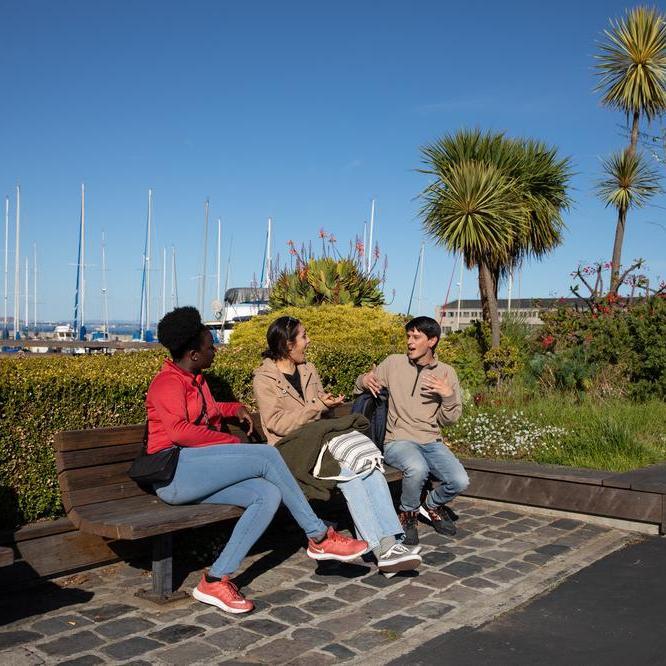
{"left": 449, "top": 396, "right": 666, "bottom": 472}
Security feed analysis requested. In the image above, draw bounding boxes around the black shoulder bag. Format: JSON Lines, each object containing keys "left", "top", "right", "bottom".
{"left": 128, "top": 387, "right": 209, "bottom": 486}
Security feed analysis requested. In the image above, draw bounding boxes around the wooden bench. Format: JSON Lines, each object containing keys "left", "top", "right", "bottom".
{"left": 0, "top": 545, "right": 14, "bottom": 567}
{"left": 54, "top": 405, "right": 401, "bottom": 602}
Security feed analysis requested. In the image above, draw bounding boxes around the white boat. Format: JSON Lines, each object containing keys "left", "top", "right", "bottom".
{"left": 208, "top": 287, "right": 270, "bottom": 344}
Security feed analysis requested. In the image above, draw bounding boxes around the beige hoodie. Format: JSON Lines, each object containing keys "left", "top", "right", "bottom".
{"left": 252, "top": 358, "right": 329, "bottom": 445}
{"left": 354, "top": 353, "right": 462, "bottom": 445}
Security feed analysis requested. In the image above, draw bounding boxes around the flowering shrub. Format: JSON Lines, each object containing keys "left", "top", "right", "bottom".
{"left": 448, "top": 410, "right": 566, "bottom": 459}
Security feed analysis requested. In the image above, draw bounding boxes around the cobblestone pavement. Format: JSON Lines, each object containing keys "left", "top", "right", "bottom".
{"left": 0, "top": 498, "right": 638, "bottom": 665}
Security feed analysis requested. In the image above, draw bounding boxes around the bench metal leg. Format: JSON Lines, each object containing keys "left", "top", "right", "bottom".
{"left": 136, "top": 535, "right": 187, "bottom": 604}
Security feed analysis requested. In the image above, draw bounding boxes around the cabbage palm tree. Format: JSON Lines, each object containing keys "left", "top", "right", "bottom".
{"left": 596, "top": 6, "right": 666, "bottom": 154}
{"left": 596, "top": 149, "right": 661, "bottom": 293}
{"left": 420, "top": 129, "right": 572, "bottom": 348}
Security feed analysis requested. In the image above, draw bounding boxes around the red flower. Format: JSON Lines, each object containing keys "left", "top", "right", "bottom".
{"left": 541, "top": 334, "right": 555, "bottom": 350}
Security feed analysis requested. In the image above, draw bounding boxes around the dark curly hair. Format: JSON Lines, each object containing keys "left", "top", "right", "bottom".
{"left": 157, "top": 306, "right": 207, "bottom": 360}
{"left": 262, "top": 316, "right": 301, "bottom": 360}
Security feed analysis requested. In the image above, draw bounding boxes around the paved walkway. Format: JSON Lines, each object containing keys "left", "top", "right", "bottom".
{"left": 0, "top": 498, "right": 637, "bottom": 665}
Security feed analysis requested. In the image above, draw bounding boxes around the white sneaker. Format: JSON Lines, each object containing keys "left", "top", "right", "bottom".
{"left": 377, "top": 543, "right": 422, "bottom": 576}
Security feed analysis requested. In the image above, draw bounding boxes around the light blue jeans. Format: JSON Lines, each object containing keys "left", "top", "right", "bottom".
{"left": 155, "top": 444, "right": 328, "bottom": 577}
{"left": 337, "top": 466, "right": 404, "bottom": 552}
{"left": 383, "top": 440, "right": 469, "bottom": 512}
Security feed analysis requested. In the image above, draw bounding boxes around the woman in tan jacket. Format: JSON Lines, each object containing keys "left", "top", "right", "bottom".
{"left": 253, "top": 316, "right": 421, "bottom": 577}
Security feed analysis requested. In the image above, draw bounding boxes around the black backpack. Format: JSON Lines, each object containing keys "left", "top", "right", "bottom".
{"left": 351, "top": 388, "right": 389, "bottom": 450}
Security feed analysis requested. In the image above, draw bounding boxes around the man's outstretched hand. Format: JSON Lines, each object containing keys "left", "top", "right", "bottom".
{"left": 362, "top": 364, "right": 383, "bottom": 397}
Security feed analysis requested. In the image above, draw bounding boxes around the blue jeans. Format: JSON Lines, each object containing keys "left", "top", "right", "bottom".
{"left": 156, "top": 444, "right": 328, "bottom": 577}
{"left": 337, "top": 467, "right": 404, "bottom": 551}
{"left": 383, "top": 440, "right": 469, "bottom": 512}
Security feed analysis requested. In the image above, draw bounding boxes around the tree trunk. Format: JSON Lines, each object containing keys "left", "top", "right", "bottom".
{"left": 610, "top": 206, "right": 627, "bottom": 294}
{"left": 629, "top": 110, "right": 640, "bottom": 156}
{"left": 479, "top": 261, "right": 501, "bottom": 348}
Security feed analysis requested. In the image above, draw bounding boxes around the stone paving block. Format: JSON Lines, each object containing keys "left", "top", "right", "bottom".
{"left": 412, "top": 570, "right": 458, "bottom": 590}
{"left": 269, "top": 605, "right": 314, "bottom": 625}
{"left": 485, "top": 567, "right": 523, "bottom": 584}
{"left": 255, "top": 588, "right": 308, "bottom": 605}
{"left": 284, "top": 651, "right": 337, "bottom": 666}
{"left": 500, "top": 522, "right": 535, "bottom": 534}
{"left": 38, "top": 630, "right": 104, "bottom": 657}
{"left": 413, "top": 601, "right": 455, "bottom": 619}
{"left": 511, "top": 517, "right": 544, "bottom": 529}
{"left": 457, "top": 536, "right": 496, "bottom": 549}
{"left": 482, "top": 549, "right": 517, "bottom": 563}
{"left": 195, "top": 611, "right": 232, "bottom": 629}
{"left": 421, "top": 550, "right": 456, "bottom": 567}
{"left": 96, "top": 616, "right": 156, "bottom": 639}
{"left": 372, "top": 614, "right": 423, "bottom": 634}
{"left": 239, "top": 617, "right": 289, "bottom": 637}
{"left": 418, "top": 532, "right": 451, "bottom": 547}
{"left": 390, "top": 580, "right": 436, "bottom": 605}
{"left": 315, "top": 610, "right": 368, "bottom": 634}
{"left": 57, "top": 655, "right": 104, "bottom": 666}
{"left": 361, "top": 572, "right": 416, "bottom": 588}
{"left": 444, "top": 545, "right": 475, "bottom": 556}
{"left": 322, "top": 642, "right": 357, "bottom": 661}
{"left": 441, "top": 561, "right": 483, "bottom": 577}
{"left": 301, "top": 596, "right": 346, "bottom": 615}
{"left": 295, "top": 580, "right": 328, "bottom": 592}
{"left": 156, "top": 640, "right": 221, "bottom": 664}
{"left": 460, "top": 577, "right": 499, "bottom": 590}
{"left": 31, "top": 614, "right": 93, "bottom": 636}
{"left": 291, "top": 627, "right": 335, "bottom": 648}
{"left": 0, "top": 630, "right": 43, "bottom": 650}
{"left": 461, "top": 554, "right": 497, "bottom": 569}
{"left": 79, "top": 604, "right": 135, "bottom": 623}
{"left": 493, "top": 510, "right": 522, "bottom": 519}
{"left": 523, "top": 552, "right": 553, "bottom": 566}
{"left": 335, "top": 583, "right": 374, "bottom": 602}
{"left": 244, "top": 637, "right": 311, "bottom": 664}
{"left": 144, "top": 607, "right": 194, "bottom": 623}
{"left": 0, "top": 646, "right": 45, "bottom": 665}
{"left": 147, "top": 623, "right": 205, "bottom": 644}
{"left": 343, "top": 629, "right": 393, "bottom": 651}
{"left": 550, "top": 518, "right": 584, "bottom": 530}
{"left": 505, "top": 559, "right": 538, "bottom": 574}
{"left": 497, "top": 538, "right": 534, "bottom": 554}
{"left": 436, "top": 584, "right": 482, "bottom": 604}
{"left": 481, "top": 529, "right": 515, "bottom": 540}
{"left": 535, "top": 543, "right": 571, "bottom": 557}
{"left": 206, "top": 627, "right": 261, "bottom": 652}
{"left": 101, "top": 636, "right": 162, "bottom": 659}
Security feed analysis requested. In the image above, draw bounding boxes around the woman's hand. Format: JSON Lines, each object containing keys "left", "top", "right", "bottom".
{"left": 236, "top": 406, "right": 255, "bottom": 435}
{"left": 318, "top": 391, "right": 345, "bottom": 408}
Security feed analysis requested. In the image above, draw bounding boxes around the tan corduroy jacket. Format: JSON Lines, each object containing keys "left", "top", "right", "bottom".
{"left": 252, "top": 358, "right": 330, "bottom": 445}
{"left": 353, "top": 353, "right": 462, "bottom": 445}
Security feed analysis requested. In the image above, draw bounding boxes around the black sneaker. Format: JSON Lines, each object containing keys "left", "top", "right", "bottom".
{"left": 399, "top": 510, "right": 419, "bottom": 546}
{"left": 418, "top": 503, "right": 456, "bottom": 536}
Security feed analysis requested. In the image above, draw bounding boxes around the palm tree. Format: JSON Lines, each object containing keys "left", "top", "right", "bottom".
{"left": 596, "top": 6, "right": 666, "bottom": 289}
{"left": 596, "top": 149, "right": 661, "bottom": 293}
{"left": 420, "top": 129, "right": 572, "bottom": 348}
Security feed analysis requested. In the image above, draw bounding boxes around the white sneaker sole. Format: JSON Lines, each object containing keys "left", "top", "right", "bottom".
{"left": 378, "top": 554, "right": 422, "bottom": 574}
{"left": 306, "top": 548, "right": 366, "bottom": 562}
{"left": 192, "top": 587, "right": 253, "bottom": 614}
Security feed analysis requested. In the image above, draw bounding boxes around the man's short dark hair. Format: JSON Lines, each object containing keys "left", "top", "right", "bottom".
{"left": 157, "top": 306, "right": 207, "bottom": 360}
{"left": 405, "top": 316, "right": 441, "bottom": 346}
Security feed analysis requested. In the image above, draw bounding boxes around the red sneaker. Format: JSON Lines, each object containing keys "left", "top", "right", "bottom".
{"left": 192, "top": 575, "right": 254, "bottom": 614}
{"left": 306, "top": 526, "right": 368, "bottom": 562}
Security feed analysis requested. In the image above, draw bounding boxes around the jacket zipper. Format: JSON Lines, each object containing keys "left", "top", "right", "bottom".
{"left": 411, "top": 365, "right": 425, "bottom": 396}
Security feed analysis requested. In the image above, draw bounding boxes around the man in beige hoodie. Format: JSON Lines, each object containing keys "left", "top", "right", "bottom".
{"left": 355, "top": 316, "right": 467, "bottom": 546}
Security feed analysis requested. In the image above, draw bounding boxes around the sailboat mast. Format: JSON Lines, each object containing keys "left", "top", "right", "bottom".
{"left": 33, "top": 243, "right": 37, "bottom": 329}
{"left": 367, "top": 199, "right": 375, "bottom": 273}
{"left": 161, "top": 246, "right": 166, "bottom": 319}
{"left": 3, "top": 196, "right": 8, "bottom": 331}
{"left": 146, "top": 188, "right": 152, "bottom": 334}
{"left": 264, "top": 217, "right": 272, "bottom": 289}
{"left": 24, "top": 257, "right": 28, "bottom": 330}
{"left": 13, "top": 185, "right": 20, "bottom": 339}
{"left": 171, "top": 246, "right": 178, "bottom": 308}
{"left": 101, "top": 231, "right": 109, "bottom": 336}
{"left": 81, "top": 184, "right": 86, "bottom": 332}
{"left": 199, "top": 198, "right": 209, "bottom": 316}
{"left": 216, "top": 218, "right": 221, "bottom": 301}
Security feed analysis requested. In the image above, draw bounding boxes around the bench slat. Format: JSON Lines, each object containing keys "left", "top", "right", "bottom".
{"left": 61, "top": 483, "right": 148, "bottom": 512}
{"left": 71, "top": 498, "right": 243, "bottom": 540}
{"left": 55, "top": 425, "right": 145, "bottom": 452}
{"left": 59, "top": 461, "right": 135, "bottom": 493}
{"left": 57, "top": 442, "right": 143, "bottom": 473}
{"left": 0, "top": 546, "right": 14, "bottom": 567}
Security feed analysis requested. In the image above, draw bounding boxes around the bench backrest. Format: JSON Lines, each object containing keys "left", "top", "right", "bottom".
{"left": 54, "top": 403, "right": 353, "bottom": 513}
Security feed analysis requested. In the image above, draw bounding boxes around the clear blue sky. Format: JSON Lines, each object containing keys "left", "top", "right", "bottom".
{"left": 1, "top": 0, "right": 665, "bottom": 325}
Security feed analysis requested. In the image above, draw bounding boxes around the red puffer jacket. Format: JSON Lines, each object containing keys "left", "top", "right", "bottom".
{"left": 146, "top": 359, "right": 244, "bottom": 453}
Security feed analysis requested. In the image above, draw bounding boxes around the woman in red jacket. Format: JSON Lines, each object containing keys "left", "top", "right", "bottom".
{"left": 146, "top": 307, "right": 367, "bottom": 614}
